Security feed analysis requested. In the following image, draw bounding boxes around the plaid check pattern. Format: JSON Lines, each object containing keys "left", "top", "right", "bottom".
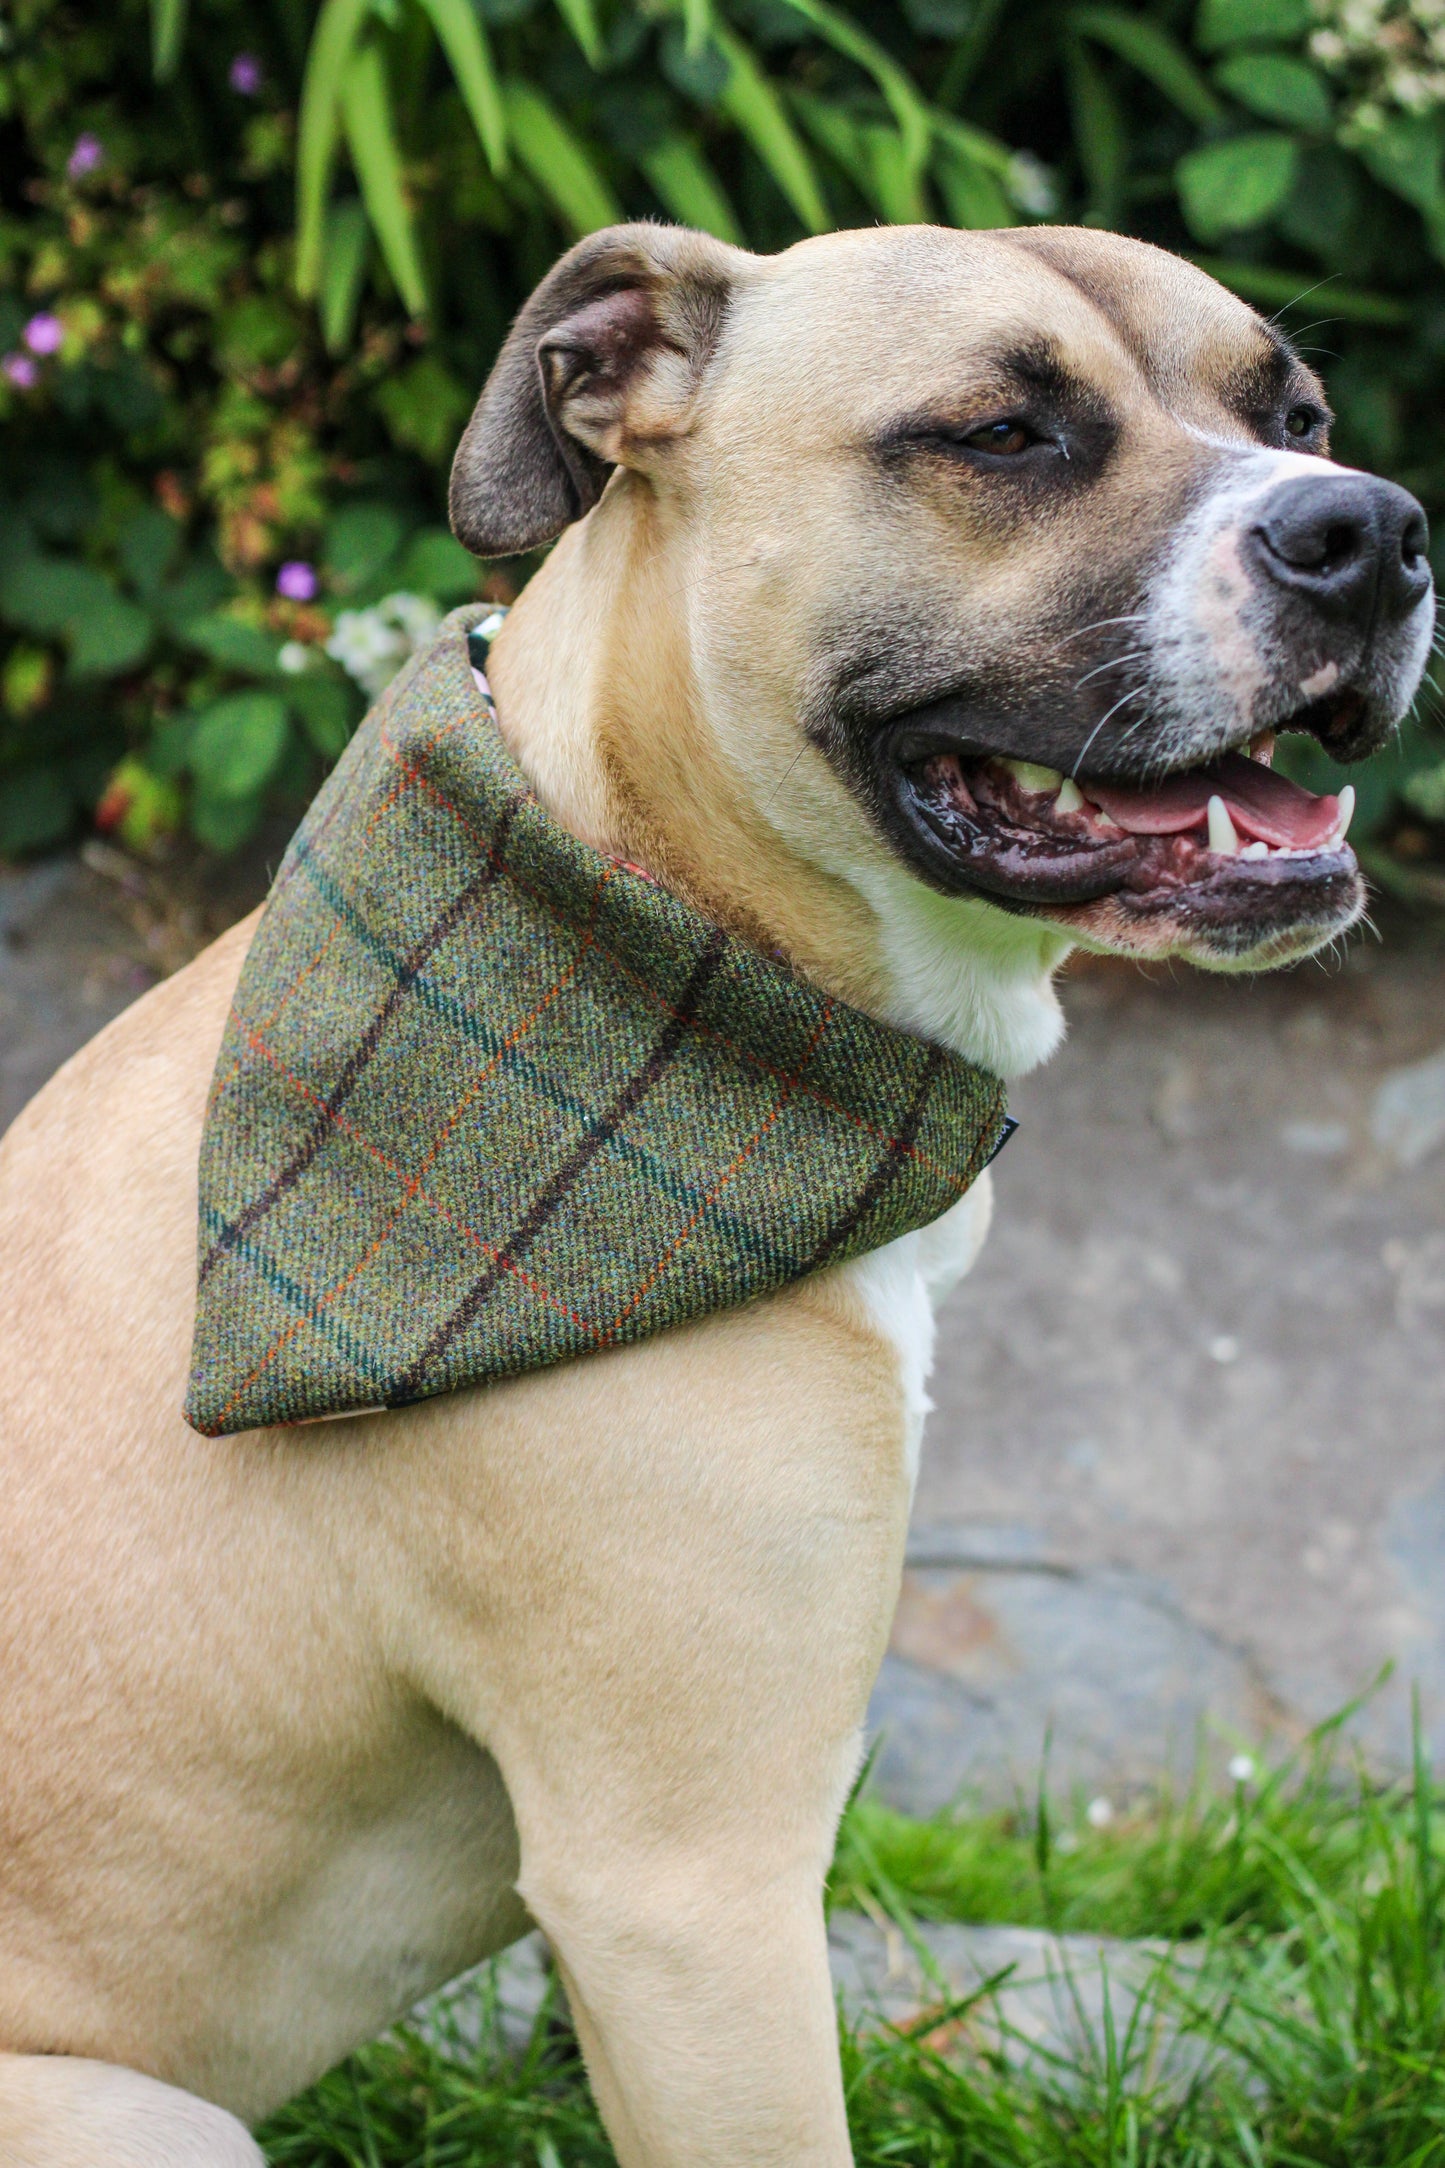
{"left": 186, "top": 605, "right": 1010, "bottom": 1437}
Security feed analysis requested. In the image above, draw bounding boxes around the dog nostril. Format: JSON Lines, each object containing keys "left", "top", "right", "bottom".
{"left": 1402, "top": 510, "right": 1429, "bottom": 567}
{"left": 1319, "top": 521, "right": 1360, "bottom": 571}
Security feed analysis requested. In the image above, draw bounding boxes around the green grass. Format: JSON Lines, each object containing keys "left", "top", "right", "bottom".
{"left": 260, "top": 1706, "right": 1445, "bottom": 2166}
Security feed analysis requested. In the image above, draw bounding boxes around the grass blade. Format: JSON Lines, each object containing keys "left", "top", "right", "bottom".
{"left": 150, "top": 0, "right": 187, "bottom": 81}
{"left": 295, "top": 0, "right": 374, "bottom": 299}
{"left": 504, "top": 81, "right": 620, "bottom": 234}
{"left": 772, "top": 0, "right": 931, "bottom": 174}
{"left": 321, "top": 196, "right": 370, "bottom": 353}
{"left": 551, "top": 0, "right": 603, "bottom": 68}
{"left": 1067, "top": 31, "right": 1127, "bottom": 226}
{"left": 341, "top": 38, "right": 428, "bottom": 317}
{"left": 713, "top": 26, "right": 828, "bottom": 234}
{"left": 640, "top": 135, "right": 742, "bottom": 243}
{"left": 414, "top": 0, "right": 507, "bottom": 172}
{"left": 933, "top": 139, "right": 1014, "bottom": 228}
{"left": 1069, "top": 3, "right": 1224, "bottom": 128}
{"left": 861, "top": 124, "right": 928, "bottom": 224}
{"left": 1189, "top": 256, "right": 1409, "bottom": 323}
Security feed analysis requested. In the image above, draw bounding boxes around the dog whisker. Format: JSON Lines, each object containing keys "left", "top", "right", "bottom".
{"left": 1070, "top": 684, "right": 1147, "bottom": 777}
{"left": 1075, "top": 650, "right": 1147, "bottom": 690}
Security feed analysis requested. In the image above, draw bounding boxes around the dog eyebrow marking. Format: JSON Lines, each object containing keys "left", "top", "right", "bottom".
{"left": 1220, "top": 326, "right": 1331, "bottom": 437}
{"left": 868, "top": 336, "right": 1116, "bottom": 455}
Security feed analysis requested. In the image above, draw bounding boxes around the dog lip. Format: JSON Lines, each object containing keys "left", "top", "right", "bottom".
{"left": 874, "top": 722, "right": 1361, "bottom": 936}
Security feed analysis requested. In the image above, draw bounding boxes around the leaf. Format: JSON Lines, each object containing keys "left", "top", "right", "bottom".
{"left": 0, "top": 768, "right": 71, "bottom": 855}
{"left": 150, "top": 0, "right": 187, "bottom": 81}
{"left": 1070, "top": 6, "right": 1223, "bottom": 128}
{"left": 1196, "top": 0, "right": 1310, "bottom": 52}
{"left": 933, "top": 141, "right": 1014, "bottom": 229}
{"left": 1176, "top": 131, "right": 1299, "bottom": 241}
{"left": 190, "top": 691, "right": 291, "bottom": 798}
{"left": 325, "top": 502, "right": 407, "bottom": 588}
{"left": 295, "top": 0, "right": 375, "bottom": 301}
{"left": 191, "top": 788, "right": 265, "bottom": 853}
{"left": 791, "top": 93, "right": 870, "bottom": 198}
{"left": 1189, "top": 256, "right": 1408, "bottom": 324}
{"left": 69, "top": 596, "right": 153, "bottom": 676}
{"left": 1067, "top": 34, "right": 1127, "bottom": 225}
{"left": 342, "top": 39, "right": 428, "bottom": 317}
{"left": 322, "top": 198, "right": 371, "bottom": 355}
{"left": 1216, "top": 53, "right": 1332, "bottom": 134}
{"left": 503, "top": 80, "right": 621, "bottom": 234}
{"left": 713, "top": 28, "right": 828, "bottom": 233}
{"left": 285, "top": 671, "right": 356, "bottom": 758}
{"left": 640, "top": 134, "right": 743, "bottom": 243}
{"left": 770, "top": 0, "right": 931, "bottom": 175}
{"left": 1354, "top": 114, "right": 1445, "bottom": 222}
{"left": 0, "top": 554, "right": 114, "bottom": 635}
{"left": 179, "top": 613, "right": 285, "bottom": 674}
{"left": 373, "top": 353, "right": 472, "bottom": 464}
{"left": 551, "top": 0, "right": 603, "bottom": 67}
{"left": 394, "top": 526, "right": 483, "bottom": 600}
{"left": 860, "top": 124, "right": 928, "bottom": 224}
{"left": 118, "top": 508, "right": 182, "bottom": 600}
{"left": 415, "top": 0, "right": 508, "bottom": 172}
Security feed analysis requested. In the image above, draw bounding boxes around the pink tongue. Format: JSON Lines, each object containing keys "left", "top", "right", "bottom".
{"left": 1087, "top": 752, "right": 1341, "bottom": 850}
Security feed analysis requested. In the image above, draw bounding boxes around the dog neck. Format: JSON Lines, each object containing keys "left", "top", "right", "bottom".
{"left": 483, "top": 489, "right": 1072, "bottom": 1079}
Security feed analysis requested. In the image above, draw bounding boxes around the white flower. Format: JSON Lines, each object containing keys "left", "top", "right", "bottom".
{"left": 1086, "top": 1795, "right": 1115, "bottom": 1829}
{"left": 1006, "top": 152, "right": 1058, "bottom": 218}
{"left": 326, "top": 592, "right": 443, "bottom": 701}
{"left": 1229, "top": 1752, "right": 1258, "bottom": 1784}
{"left": 1310, "top": 0, "right": 1445, "bottom": 118}
{"left": 277, "top": 640, "right": 311, "bottom": 675}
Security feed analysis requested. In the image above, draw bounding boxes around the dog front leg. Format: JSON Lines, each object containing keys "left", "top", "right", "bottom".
{"left": 515, "top": 1765, "right": 857, "bottom": 2167}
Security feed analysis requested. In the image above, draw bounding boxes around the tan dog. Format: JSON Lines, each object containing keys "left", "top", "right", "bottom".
{"left": 0, "top": 222, "right": 1432, "bottom": 2167}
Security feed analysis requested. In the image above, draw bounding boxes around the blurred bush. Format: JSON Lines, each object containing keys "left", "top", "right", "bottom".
{"left": 1, "top": 0, "right": 1443, "bottom": 879}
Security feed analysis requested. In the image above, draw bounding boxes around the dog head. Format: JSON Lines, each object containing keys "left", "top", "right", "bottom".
{"left": 452, "top": 222, "right": 1433, "bottom": 983}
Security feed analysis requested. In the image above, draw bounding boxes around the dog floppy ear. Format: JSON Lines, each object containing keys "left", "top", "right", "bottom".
{"left": 449, "top": 222, "right": 749, "bottom": 558}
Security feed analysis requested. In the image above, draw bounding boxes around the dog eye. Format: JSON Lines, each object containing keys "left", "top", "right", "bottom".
{"left": 961, "top": 419, "right": 1036, "bottom": 455}
{"left": 1284, "top": 405, "right": 1322, "bottom": 441}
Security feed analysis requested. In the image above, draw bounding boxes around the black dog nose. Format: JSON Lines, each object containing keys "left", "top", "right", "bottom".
{"left": 1248, "top": 472, "right": 1430, "bottom": 630}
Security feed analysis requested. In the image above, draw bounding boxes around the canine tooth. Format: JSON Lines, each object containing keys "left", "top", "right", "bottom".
{"left": 1336, "top": 783, "right": 1356, "bottom": 841}
{"left": 1004, "top": 759, "right": 1064, "bottom": 793}
{"left": 1055, "top": 777, "right": 1085, "bottom": 813}
{"left": 1207, "top": 794, "right": 1240, "bottom": 856}
{"left": 1241, "top": 840, "right": 1269, "bottom": 861}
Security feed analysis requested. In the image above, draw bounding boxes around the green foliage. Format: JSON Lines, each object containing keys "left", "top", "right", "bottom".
{"left": 2, "top": 0, "right": 1444, "bottom": 869}
{"left": 256, "top": 1713, "right": 1445, "bottom": 2165}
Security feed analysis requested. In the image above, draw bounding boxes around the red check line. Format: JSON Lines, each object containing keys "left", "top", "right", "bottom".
{"left": 595, "top": 1002, "right": 834, "bottom": 1339}
{"left": 386, "top": 735, "right": 968, "bottom": 1197}
{"left": 213, "top": 883, "right": 616, "bottom": 1422}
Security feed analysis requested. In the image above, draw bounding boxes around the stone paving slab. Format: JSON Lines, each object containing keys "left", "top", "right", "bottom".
{"left": 873, "top": 926, "right": 1445, "bottom": 1806}
{"left": 425, "top": 1919, "right": 1216, "bottom": 2088}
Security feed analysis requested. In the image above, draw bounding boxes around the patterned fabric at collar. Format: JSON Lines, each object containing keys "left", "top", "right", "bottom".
{"left": 185, "top": 604, "right": 1010, "bottom": 1437}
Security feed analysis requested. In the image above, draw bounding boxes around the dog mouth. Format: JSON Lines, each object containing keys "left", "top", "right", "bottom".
{"left": 881, "top": 694, "right": 1366, "bottom": 947}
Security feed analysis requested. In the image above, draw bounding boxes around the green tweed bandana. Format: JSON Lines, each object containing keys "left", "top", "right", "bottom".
{"left": 186, "top": 604, "right": 1010, "bottom": 1438}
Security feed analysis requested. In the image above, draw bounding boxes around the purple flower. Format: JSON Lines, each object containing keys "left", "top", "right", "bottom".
{"left": 275, "top": 560, "right": 319, "bottom": 602}
{"left": 23, "top": 313, "right": 63, "bottom": 357}
{"left": 3, "top": 353, "right": 39, "bottom": 390}
{"left": 67, "top": 132, "right": 104, "bottom": 179}
{"left": 229, "top": 52, "right": 263, "bottom": 95}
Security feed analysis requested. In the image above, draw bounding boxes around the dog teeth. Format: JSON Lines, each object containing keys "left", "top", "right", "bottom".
{"left": 1241, "top": 840, "right": 1269, "bottom": 861}
{"left": 1003, "top": 759, "right": 1064, "bottom": 793}
{"left": 1055, "top": 777, "right": 1085, "bottom": 813}
{"left": 1336, "top": 783, "right": 1356, "bottom": 842}
{"left": 1207, "top": 794, "right": 1240, "bottom": 856}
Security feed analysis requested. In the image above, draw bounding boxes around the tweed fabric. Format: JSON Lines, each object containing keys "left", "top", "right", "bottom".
{"left": 186, "top": 605, "right": 1009, "bottom": 1437}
